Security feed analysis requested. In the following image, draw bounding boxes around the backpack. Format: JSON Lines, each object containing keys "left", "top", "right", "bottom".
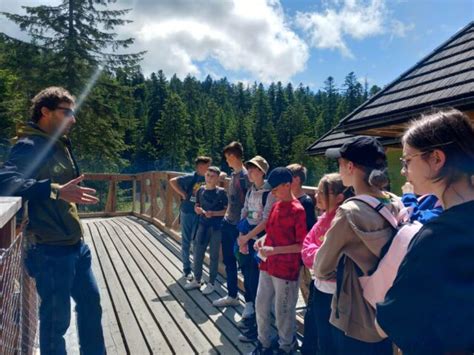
{"left": 244, "top": 187, "right": 270, "bottom": 210}
{"left": 350, "top": 195, "right": 423, "bottom": 311}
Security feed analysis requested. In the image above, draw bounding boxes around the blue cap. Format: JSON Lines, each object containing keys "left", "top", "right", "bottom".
{"left": 263, "top": 167, "right": 293, "bottom": 189}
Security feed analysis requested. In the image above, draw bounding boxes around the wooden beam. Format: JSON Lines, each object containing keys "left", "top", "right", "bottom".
{"left": 83, "top": 173, "right": 136, "bottom": 181}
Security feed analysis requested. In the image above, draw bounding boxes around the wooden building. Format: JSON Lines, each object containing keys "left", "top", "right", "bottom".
{"left": 306, "top": 21, "right": 474, "bottom": 191}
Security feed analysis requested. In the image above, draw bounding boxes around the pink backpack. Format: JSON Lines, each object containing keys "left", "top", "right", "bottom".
{"left": 351, "top": 195, "right": 423, "bottom": 310}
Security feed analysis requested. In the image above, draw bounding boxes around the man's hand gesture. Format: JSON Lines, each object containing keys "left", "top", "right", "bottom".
{"left": 58, "top": 175, "right": 99, "bottom": 204}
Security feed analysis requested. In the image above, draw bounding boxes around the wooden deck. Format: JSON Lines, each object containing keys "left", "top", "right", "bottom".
{"left": 66, "top": 216, "right": 263, "bottom": 354}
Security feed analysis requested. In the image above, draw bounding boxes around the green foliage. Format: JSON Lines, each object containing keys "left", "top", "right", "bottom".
{"left": 155, "top": 93, "right": 189, "bottom": 170}
{"left": 0, "top": 3, "right": 376, "bottom": 185}
{"left": 1, "top": 0, "right": 144, "bottom": 89}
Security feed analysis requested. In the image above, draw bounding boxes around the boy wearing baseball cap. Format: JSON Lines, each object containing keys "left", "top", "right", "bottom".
{"left": 251, "top": 167, "right": 307, "bottom": 355}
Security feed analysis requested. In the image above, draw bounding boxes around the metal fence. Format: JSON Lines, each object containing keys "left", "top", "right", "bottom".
{"left": 0, "top": 233, "right": 38, "bottom": 354}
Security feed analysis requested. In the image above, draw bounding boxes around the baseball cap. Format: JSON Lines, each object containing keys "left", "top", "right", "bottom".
{"left": 325, "top": 136, "right": 387, "bottom": 169}
{"left": 263, "top": 167, "right": 293, "bottom": 189}
{"left": 245, "top": 155, "right": 269, "bottom": 174}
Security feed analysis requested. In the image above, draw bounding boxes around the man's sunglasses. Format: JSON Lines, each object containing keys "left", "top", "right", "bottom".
{"left": 56, "top": 106, "right": 76, "bottom": 117}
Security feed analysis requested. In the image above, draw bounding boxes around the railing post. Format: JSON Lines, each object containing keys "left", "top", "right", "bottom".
{"left": 105, "top": 179, "right": 117, "bottom": 213}
{"left": 132, "top": 179, "right": 137, "bottom": 213}
{"left": 139, "top": 176, "right": 145, "bottom": 215}
{"left": 164, "top": 173, "right": 174, "bottom": 228}
{"left": 150, "top": 173, "right": 158, "bottom": 218}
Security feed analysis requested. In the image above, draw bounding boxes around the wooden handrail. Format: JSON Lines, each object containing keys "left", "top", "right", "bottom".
{"left": 78, "top": 171, "right": 317, "bottom": 335}
{"left": 79, "top": 170, "right": 317, "bottom": 226}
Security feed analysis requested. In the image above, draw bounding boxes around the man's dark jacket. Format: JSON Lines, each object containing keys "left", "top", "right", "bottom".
{"left": 0, "top": 122, "right": 83, "bottom": 245}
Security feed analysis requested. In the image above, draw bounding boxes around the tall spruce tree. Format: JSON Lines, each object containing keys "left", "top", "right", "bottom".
{"left": 252, "top": 84, "right": 280, "bottom": 164}
{"left": 155, "top": 93, "right": 189, "bottom": 170}
{"left": 2, "top": 0, "right": 143, "bottom": 89}
{"left": 2, "top": 0, "right": 144, "bottom": 172}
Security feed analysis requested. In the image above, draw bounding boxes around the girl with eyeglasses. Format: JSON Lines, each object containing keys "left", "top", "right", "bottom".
{"left": 377, "top": 109, "right": 474, "bottom": 354}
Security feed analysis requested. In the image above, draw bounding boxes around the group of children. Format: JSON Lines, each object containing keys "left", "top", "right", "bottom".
{"left": 171, "top": 142, "right": 316, "bottom": 354}
{"left": 171, "top": 109, "right": 474, "bottom": 355}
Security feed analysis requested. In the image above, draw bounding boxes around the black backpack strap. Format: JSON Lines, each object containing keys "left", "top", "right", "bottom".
{"left": 335, "top": 255, "right": 346, "bottom": 319}
{"left": 239, "top": 173, "right": 248, "bottom": 203}
{"left": 185, "top": 173, "right": 199, "bottom": 200}
{"left": 262, "top": 190, "right": 270, "bottom": 206}
{"left": 335, "top": 254, "right": 364, "bottom": 319}
{"left": 196, "top": 186, "right": 204, "bottom": 205}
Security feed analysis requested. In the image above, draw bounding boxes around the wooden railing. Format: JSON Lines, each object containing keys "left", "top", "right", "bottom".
{"left": 80, "top": 170, "right": 317, "bottom": 237}
{"left": 79, "top": 171, "right": 317, "bottom": 334}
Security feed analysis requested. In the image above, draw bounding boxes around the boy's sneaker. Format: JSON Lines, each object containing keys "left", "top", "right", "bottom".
{"left": 201, "top": 283, "right": 215, "bottom": 295}
{"left": 238, "top": 326, "right": 258, "bottom": 343}
{"left": 184, "top": 279, "right": 201, "bottom": 290}
{"left": 212, "top": 296, "right": 240, "bottom": 307}
{"left": 182, "top": 272, "right": 193, "bottom": 281}
{"left": 237, "top": 314, "right": 256, "bottom": 329}
{"left": 248, "top": 341, "right": 272, "bottom": 355}
{"left": 274, "top": 337, "right": 298, "bottom": 354}
{"left": 242, "top": 301, "right": 255, "bottom": 319}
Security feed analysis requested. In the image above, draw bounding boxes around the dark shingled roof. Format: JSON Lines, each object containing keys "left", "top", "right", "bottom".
{"left": 306, "top": 128, "right": 398, "bottom": 156}
{"left": 341, "top": 21, "right": 474, "bottom": 131}
{"left": 307, "top": 21, "right": 474, "bottom": 155}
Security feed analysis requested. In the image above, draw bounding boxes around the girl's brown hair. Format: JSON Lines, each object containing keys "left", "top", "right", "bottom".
{"left": 402, "top": 109, "right": 474, "bottom": 187}
{"left": 318, "top": 173, "right": 353, "bottom": 209}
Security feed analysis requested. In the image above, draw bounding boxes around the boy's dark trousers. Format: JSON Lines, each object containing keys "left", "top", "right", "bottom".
{"left": 221, "top": 219, "right": 239, "bottom": 298}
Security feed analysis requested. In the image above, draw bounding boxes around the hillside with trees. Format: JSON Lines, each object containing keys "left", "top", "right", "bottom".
{"left": 0, "top": 0, "right": 381, "bottom": 185}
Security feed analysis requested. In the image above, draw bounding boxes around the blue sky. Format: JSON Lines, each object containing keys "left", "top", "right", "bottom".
{"left": 283, "top": 0, "right": 474, "bottom": 91}
{"left": 0, "top": 0, "right": 473, "bottom": 91}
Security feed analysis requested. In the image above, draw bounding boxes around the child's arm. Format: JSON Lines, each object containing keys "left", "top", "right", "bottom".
{"left": 204, "top": 206, "right": 227, "bottom": 218}
{"left": 194, "top": 188, "right": 204, "bottom": 215}
{"left": 259, "top": 243, "right": 302, "bottom": 257}
{"left": 313, "top": 208, "right": 352, "bottom": 280}
{"left": 194, "top": 203, "right": 204, "bottom": 215}
{"left": 170, "top": 176, "right": 187, "bottom": 200}
{"left": 253, "top": 235, "right": 266, "bottom": 250}
{"left": 301, "top": 222, "right": 320, "bottom": 269}
{"left": 238, "top": 219, "right": 267, "bottom": 247}
{"left": 260, "top": 207, "right": 306, "bottom": 257}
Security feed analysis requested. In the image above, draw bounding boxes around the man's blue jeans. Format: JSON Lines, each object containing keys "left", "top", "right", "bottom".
{"left": 180, "top": 211, "right": 198, "bottom": 274}
{"left": 25, "top": 241, "right": 105, "bottom": 355}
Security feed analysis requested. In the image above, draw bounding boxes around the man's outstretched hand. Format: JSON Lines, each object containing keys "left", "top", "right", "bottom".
{"left": 58, "top": 175, "right": 99, "bottom": 204}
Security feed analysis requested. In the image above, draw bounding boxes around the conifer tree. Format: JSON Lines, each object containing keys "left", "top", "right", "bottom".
{"left": 155, "top": 93, "right": 189, "bottom": 170}
{"left": 252, "top": 84, "right": 280, "bottom": 164}
{"left": 2, "top": 0, "right": 143, "bottom": 89}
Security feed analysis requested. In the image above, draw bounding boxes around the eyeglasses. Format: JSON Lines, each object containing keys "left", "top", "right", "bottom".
{"left": 56, "top": 107, "right": 76, "bottom": 117}
{"left": 400, "top": 141, "right": 454, "bottom": 170}
{"left": 400, "top": 151, "right": 430, "bottom": 170}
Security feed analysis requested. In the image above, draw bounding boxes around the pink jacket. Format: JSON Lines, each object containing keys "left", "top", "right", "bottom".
{"left": 301, "top": 209, "right": 337, "bottom": 269}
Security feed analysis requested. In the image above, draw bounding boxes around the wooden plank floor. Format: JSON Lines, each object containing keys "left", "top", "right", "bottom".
{"left": 66, "top": 216, "right": 260, "bottom": 354}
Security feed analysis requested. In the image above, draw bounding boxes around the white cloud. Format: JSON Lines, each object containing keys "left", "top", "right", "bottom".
{"left": 295, "top": 0, "right": 413, "bottom": 58}
{"left": 390, "top": 19, "right": 415, "bottom": 38}
{"left": 118, "top": 0, "right": 309, "bottom": 83}
{"left": 0, "top": 0, "right": 308, "bottom": 83}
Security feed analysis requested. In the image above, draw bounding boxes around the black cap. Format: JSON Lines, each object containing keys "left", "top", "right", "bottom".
{"left": 263, "top": 167, "right": 293, "bottom": 189}
{"left": 325, "top": 136, "right": 387, "bottom": 169}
